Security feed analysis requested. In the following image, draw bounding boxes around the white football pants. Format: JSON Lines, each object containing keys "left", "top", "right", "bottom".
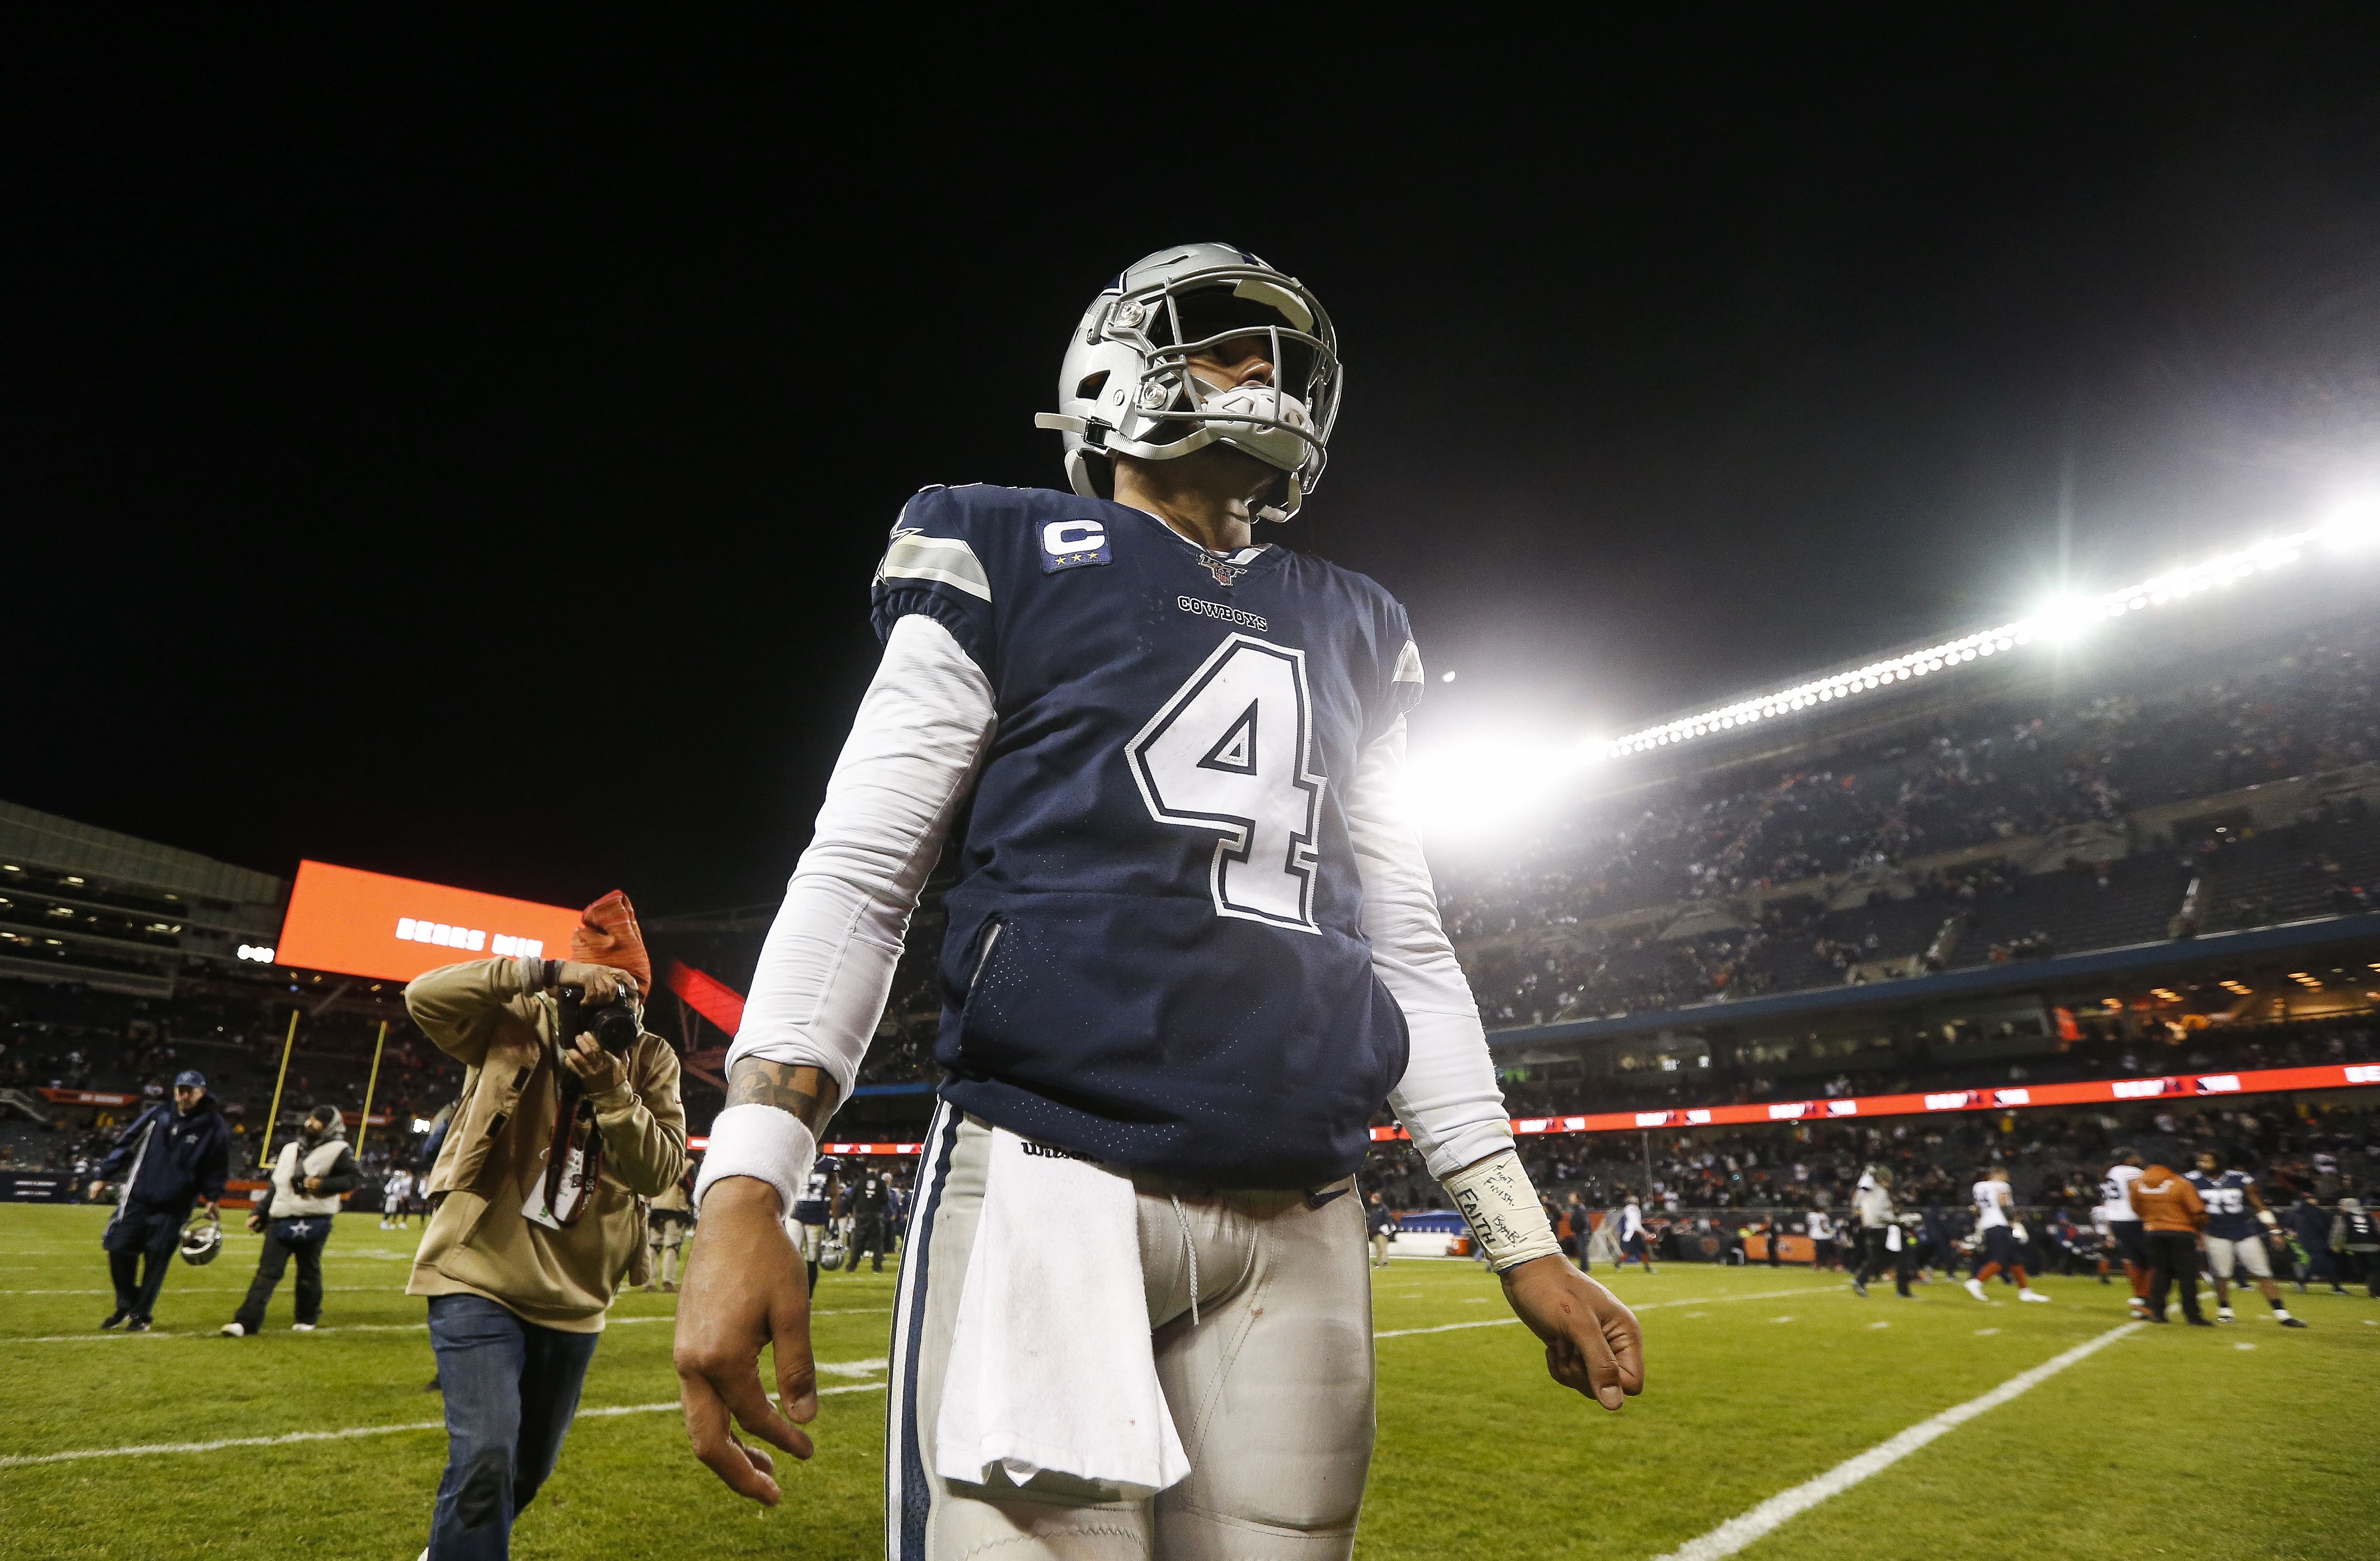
{"left": 887, "top": 1108, "right": 1375, "bottom": 1561}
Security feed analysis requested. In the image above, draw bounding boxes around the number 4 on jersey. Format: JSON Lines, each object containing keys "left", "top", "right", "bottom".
{"left": 1129, "top": 634, "right": 1327, "bottom": 933}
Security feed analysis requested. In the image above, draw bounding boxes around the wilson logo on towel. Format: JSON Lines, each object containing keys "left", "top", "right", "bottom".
{"left": 1020, "top": 1141, "right": 1099, "bottom": 1163}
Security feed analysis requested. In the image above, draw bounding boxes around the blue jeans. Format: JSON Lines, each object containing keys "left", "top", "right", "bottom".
{"left": 425, "top": 1294, "right": 601, "bottom": 1560}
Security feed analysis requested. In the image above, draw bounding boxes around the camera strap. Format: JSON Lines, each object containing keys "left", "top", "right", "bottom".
{"left": 535, "top": 1087, "right": 606, "bottom": 1230}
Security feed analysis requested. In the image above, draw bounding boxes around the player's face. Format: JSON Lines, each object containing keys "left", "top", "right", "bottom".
{"left": 2196, "top": 1153, "right": 2217, "bottom": 1172}
{"left": 1184, "top": 333, "right": 1276, "bottom": 393}
{"left": 172, "top": 1085, "right": 201, "bottom": 1112}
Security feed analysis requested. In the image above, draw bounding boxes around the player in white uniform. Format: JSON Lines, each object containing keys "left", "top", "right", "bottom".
{"left": 380, "top": 1168, "right": 412, "bottom": 1230}
{"left": 671, "top": 245, "right": 1645, "bottom": 1560}
{"left": 2098, "top": 1150, "right": 2150, "bottom": 1318}
{"left": 1615, "top": 1196, "right": 1655, "bottom": 1273}
{"left": 1962, "top": 1166, "right": 2049, "bottom": 1303}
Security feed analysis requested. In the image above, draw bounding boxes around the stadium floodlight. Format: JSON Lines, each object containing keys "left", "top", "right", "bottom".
{"left": 1595, "top": 521, "right": 2342, "bottom": 760}
{"left": 2321, "top": 492, "right": 2380, "bottom": 552}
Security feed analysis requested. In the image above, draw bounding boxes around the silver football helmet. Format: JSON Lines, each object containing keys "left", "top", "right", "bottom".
{"left": 178, "top": 1211, "right": 223, "bottom": 1266}
{"left": 1035, "top": 243, "right": 1340, "bottom": 522}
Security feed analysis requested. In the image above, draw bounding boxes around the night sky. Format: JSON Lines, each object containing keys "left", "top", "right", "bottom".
{"left": 14, "top": 12, "right": 2380, "bottom": 913}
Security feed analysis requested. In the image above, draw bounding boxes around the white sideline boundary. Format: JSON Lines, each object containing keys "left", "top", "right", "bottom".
{"left": 1374, "top": 1284, "right": 1839, "bottom": 1339}
{"left": 1645, "top": 1322, "right": 2144, "bottom": 1561}
{"left": 0, "top": 1381, "right": 891, "bottom": 1469}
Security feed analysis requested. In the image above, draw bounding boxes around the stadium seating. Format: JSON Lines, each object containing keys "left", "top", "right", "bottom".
{"left": 1451, "top": 617, "right": 2380, "bottom": 1027}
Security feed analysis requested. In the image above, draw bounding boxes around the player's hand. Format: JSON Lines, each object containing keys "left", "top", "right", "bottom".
{"left": 560, "top": 1032, "right": 629, "bottom": 1095}
{"left": 247, "top": 1213, "right": 264, "bottom": 1233}
{"left": 675, "top": 1177, "right": 817, "bottom": 1505}
{"left": 553, "top": 962, "right": 634, "bottom": 1005}
{"left": 1500, "top": 1255, "right": 1644, "bottom": 1411}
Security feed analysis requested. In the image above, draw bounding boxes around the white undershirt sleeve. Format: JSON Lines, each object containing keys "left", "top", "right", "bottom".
{"left": 700, "top": 612, "right": 995, "bottom": 1207}
{"left": 1343, "top": 714, "right": 1513, "bottom": 1181}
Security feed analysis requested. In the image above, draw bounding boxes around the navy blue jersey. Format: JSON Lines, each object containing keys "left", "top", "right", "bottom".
{"left": 2187, "top": 1168, "right": 2260, "bottom": 1240}
{"left": 872, "top": 485, "right": 1423, "bottom": 1188}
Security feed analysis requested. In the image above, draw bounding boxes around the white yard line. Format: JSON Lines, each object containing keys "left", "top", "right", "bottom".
{"left": 0, "top": 1286, "right": 395, "bottom": 1296}
{"left": 0, "top": 1381, "right": 890, "bottom": 1470}
{"left": 1373, "top": 1285, "right": 1840, "bottom": 1340}
{"left": 0, "top": 1305, "right": 891, "bottom": 1346}
{"left": 5, "top": 1316, "right": 668, "bottom": 1345}
{"left": 1644, "top": 1322, "right": 2144, "bottom": 1561}
{"left": 0, "top": 1281, "right": 1839, "bottom": 1469}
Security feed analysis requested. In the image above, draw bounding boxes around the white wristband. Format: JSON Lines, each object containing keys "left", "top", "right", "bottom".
{"left": 1442, "top": 1149, "right": 1563, "bottom": 1271}
{"left": 692, "top": 1105, "right": 817, "bottom": 1224}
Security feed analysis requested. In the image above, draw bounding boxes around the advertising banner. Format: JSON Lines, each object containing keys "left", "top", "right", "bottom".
{"left": 275, "top": 860, "right": 582, "bottom": 984}
{"left": 1366, "top": 1062, "right": 2380, "bottom": 1142}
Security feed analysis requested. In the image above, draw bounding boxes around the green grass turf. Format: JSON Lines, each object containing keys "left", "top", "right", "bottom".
{"left": 0, "top": 1203, "right": 2374, "bottom": 1558}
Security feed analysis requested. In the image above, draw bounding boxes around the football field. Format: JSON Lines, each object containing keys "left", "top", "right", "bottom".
{"left": 1, "top": 1204, "right": 2375, "bottom": 1560}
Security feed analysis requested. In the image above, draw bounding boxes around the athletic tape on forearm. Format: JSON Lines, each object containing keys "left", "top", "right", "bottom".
{"left": 691, "top": 1104, "right": 816, "bottom": 1223}
{"left": 1442, "top": 1149, "right": 1563, "bottom": 1271}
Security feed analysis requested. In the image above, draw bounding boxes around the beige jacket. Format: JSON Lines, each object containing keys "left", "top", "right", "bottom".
{"left": 2127, "top": 1165, "right": 2205, "bottom": 1234}
{"left": 403, "top": 956, "right": 687, "bottom": 1331}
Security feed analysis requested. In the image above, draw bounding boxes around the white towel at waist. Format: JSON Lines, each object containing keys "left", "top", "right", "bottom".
{"left": 935, "top": 1126, "right": 1190, "bottom": 1499}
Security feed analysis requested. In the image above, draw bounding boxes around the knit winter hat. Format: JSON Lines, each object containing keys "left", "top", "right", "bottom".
{"left": 570, "top": 890, "right": 652, "bottom": 993}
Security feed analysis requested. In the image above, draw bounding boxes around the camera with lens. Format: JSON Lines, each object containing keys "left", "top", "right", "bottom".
{"left": 557, "top": 982, "right": 643, "bottom": 1055}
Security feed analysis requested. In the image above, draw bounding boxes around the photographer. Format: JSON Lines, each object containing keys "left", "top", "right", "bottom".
{"left": 95, "top": 1068, "right": 228, "bottom": 1331}
{"left": 402, "top": 892, "right": 686, "bottom": 1560}
{"left": 221, "top": 1102, "right": 360, "bottom": 1336}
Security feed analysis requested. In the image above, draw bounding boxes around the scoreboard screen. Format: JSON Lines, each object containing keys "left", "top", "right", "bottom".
{"left": 274, "top": 860, "right": 582, "bottom": 983}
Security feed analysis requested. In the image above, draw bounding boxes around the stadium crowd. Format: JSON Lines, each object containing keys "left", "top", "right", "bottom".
{"left": 0, "top": 982, "right": 465, "bottom": 1178}
{"left": 1360, "top": 1089, "right": 2380, "bottom": 1281}
{"left": 1446, "top": 621, "right": 2380, "bottom": 1026}
{"left": 1490, "top": 1013, "right": 2380, "bottom": 1122}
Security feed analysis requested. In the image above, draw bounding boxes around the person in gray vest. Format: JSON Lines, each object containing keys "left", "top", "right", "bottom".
{"left": 221, "top": 1103, "right": 360, "bottom": 1336}
{"left": 1850, "top": 1167, "right": 1909, "bottom": 1298}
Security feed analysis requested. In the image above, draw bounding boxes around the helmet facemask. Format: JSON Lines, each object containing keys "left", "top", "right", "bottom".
{"left": 1039, "top": 247, "right": 1340, "bottom": 522}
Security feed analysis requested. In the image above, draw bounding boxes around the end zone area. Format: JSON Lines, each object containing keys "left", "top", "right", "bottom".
{"left": 0, "top": 1205, "right": 2373, "bottom": 1559}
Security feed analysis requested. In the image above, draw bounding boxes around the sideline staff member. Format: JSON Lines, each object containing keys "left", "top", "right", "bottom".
{"left": 96, "top": 1068, "right": 229, "bottom": 1332}
{"left": 404, "top": 892, "right": 687, "bottom": 1559}
{"left": 1850, "top": 1167, "right": 1908, "bottom": 1298}
{"left": 2128, "top": 1159, "right": 2209, "bottom": 1325}
{"left": 222, "top": 1102, "right": 360, "bottom": 1335}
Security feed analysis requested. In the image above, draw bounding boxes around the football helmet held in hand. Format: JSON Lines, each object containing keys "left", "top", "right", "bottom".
{"left": 178, "top": 1211, "right": 224, "bottom": 1266}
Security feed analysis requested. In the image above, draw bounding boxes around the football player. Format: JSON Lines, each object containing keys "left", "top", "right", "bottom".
{"left": 1615, "top": 1191, "right": 1656, "bottom": 1273}
{"left": 790, "top": 1154, "right": 838, "bottom": 1294}
{"left": 1962, "top": 1166, "right": 2049, "bottom": 1303}
{"left": 2187, "top": 1150, "right": 2306, "bottom": 1327}
{"left": 674, "top": 244, "right": 1644, "bottom": 1559}
{"left": 380, "top": 1165, "right": 412, "bottom": 1230}
{"left": 2098, "top": 1148, "right": 2151, "bottom": 1318}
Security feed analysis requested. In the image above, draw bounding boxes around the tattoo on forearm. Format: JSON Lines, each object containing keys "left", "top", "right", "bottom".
{"left": 725, "top": 1059, "right": 839, "bottom": 1136}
